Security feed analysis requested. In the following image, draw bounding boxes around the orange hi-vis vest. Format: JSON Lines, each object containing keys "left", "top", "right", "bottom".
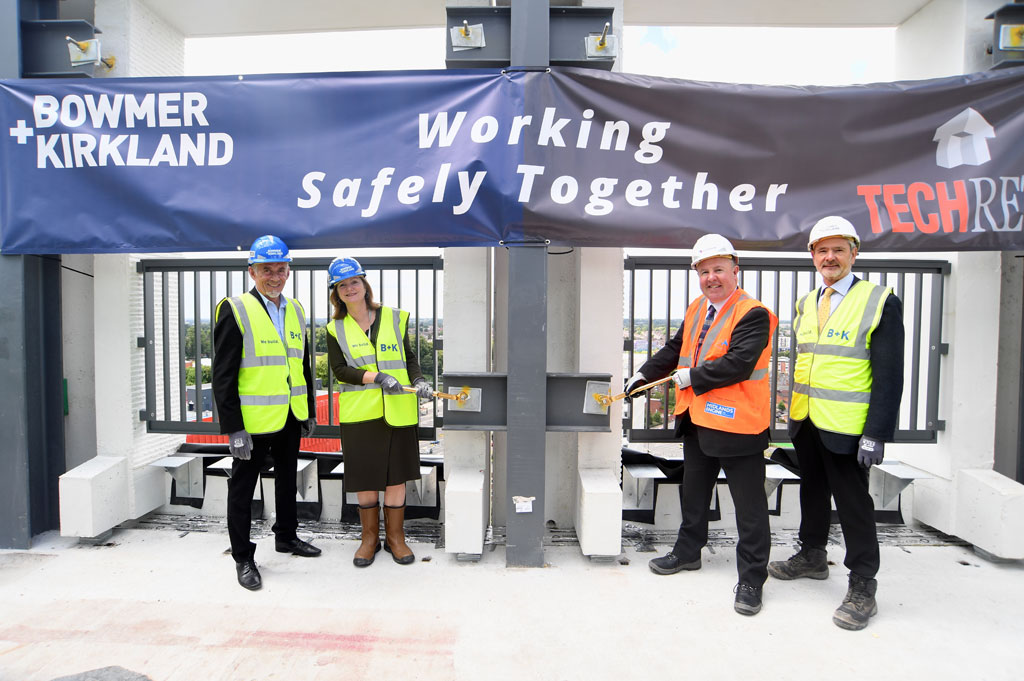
{"left": 673, "top": 288, "right": 778, "bottom": 434}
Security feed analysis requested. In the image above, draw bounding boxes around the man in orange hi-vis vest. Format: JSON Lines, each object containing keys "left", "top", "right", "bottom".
{"left": 625, "top": 234, "right": 778, "bottom": 616}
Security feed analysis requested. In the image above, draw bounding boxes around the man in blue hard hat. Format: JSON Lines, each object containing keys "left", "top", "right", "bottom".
{"left": 212, "top": 234, "right": 320, "bottom": 591}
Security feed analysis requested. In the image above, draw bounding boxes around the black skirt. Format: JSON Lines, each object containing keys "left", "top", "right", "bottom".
{"left": 340, "top": 418, "right": 421, "bottom": 491}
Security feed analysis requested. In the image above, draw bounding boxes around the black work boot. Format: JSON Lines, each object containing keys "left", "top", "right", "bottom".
{"left": 733, "top": 583, "right": 763, "bottom": 616}
{"left": 648, "top": 549, "right": 701, "bottom": 575}
{"left": 767, "top": 544, "right": 829, "bottom": 580}
{"left": 833, "top": 573, "right": 878, "bottom": 631}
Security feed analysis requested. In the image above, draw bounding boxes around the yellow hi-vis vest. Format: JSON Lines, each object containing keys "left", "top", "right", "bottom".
{"left": 789, "top": 279, "right": 890, "bottom": 436}
{"left": 327, "top": 306, "right": 417, "bottom": 427}
{"left": 217, "top": 292, "right": 309, "bottom": 435}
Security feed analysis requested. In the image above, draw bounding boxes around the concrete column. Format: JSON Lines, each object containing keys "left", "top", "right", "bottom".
{"left": 441, "top": 248, "right": 492, "bottom": 556}
{"left": 575, "top": 248, "right": 625, "bottom": 556}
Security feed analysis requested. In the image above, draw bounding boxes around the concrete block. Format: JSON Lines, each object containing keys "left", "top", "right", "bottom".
{"left": 319, "top": 479, "right": 345, "bottom": 523}
{"left": 59, "top": 456, "right": 129, "bottom": 538}
{"left": 200, "top": 475, "right": 229, "bottom": 517}
{"left": 131, "top": 465, "right": 166, "bottom": 518}
{"left": 955, "top": 469, "right": 1024, "bottom": 559}
{"left": 908, "top": 477, "right": 954, "bottom": 533}
{"left": 576, "top": 468, "right": 621, "bottom": 557}
{"left": 444, "top": 466, "right": 486, "bottom": 555}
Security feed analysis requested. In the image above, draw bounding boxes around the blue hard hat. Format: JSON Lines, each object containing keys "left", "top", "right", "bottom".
{"left": 328, "top": 257, "right": 366, "bottom": 286}
{"left": 248, "top": 235, "right": 292, "bottom": 264}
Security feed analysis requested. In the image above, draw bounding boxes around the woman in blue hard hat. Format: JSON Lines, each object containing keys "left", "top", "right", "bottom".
{"left": 325, "top": 256, "right": 433, "bottom": 567}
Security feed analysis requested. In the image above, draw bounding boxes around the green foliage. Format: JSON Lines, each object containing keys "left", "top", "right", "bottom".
{"left": 315, "top": 326, "right": 328, "bottom": 353}
{"left": 316, "top": 353, "right": 330, "bottom": 384}
{"left": 183, "top": 323, "right": 212, "bottom": 362}
{"left": 185, "top": 365, "right": 212, "bottom": 386}
{"left": 417, "top": 337, "right": 437, "bottom": 380}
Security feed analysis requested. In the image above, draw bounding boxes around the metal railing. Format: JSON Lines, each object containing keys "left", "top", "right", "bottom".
{"left": 624, "top": 255, "right": 949, "bottom": 444}
{"left": 138, "top": 256, "right": 444, "bottom": 440}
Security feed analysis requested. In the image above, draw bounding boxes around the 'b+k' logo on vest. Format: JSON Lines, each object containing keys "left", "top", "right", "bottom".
{"left": 825, "top": 328, "right": 851, "bottom": 341}
{"left": 380, "top": 342, "right": 399, "bottom": 353}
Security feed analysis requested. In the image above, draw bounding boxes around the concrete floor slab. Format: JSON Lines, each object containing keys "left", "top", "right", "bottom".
{"left": 0, "top": 524, "right": 1021, "bottom": 681}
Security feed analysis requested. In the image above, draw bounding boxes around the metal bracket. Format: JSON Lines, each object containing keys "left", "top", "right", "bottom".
{"left": 151, "top": 455, "right": 204, "bottom": 499}
{"left": 450, "top": 21, "right": 485, "bottom": 50}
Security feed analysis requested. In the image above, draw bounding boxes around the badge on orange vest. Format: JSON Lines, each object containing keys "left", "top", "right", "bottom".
{"left": 705, "top": 402, "right": 736, "bottom": 419}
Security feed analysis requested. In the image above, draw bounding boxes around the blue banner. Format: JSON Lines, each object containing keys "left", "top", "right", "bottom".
{"left": 0, "top": 70, "right": 525, "bottom": 253}
{"left": 3, "top": 66, "right": 1024, "bottom": 253}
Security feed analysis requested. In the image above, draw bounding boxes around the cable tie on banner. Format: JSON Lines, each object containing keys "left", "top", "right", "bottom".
{"left": 499, "top": 238, "right": 551, "bottom": 247}
{"left": 501, "top": 67, "right": 551, "bottom": 77}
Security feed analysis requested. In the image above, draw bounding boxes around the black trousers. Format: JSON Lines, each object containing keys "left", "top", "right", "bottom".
{"left": 673, "top": 433, "right": 770, "bottom": 588}
{"left": 227, "top": 414, "right": 300, "bottom": 562}
{"left": 793, "top": 422, "right": 879, "bottom": 578}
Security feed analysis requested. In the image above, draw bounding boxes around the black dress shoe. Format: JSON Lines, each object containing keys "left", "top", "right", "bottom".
{"left": 236, "top": 559, "right": 262, "bottom": 591}
{"left": 648, "top": 552, "right": 702, "bottom": 575}
{"left": 275, "top": 538, "right": 322, "bottom": 557}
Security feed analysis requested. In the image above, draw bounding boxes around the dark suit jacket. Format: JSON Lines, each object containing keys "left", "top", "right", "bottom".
{"left": 212, "top": 287, "right": 316, "bottom": 435}
{"left": 788, "top": 277, "right": 905, "bottom": 454}
{"left": 638, "top": 302, "right": 772, "bottom": 457}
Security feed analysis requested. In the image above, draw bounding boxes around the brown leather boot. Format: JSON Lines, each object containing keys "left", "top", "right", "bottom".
{"left": 353, "top": 504, "right": 381, "bottom": 568}
{"left": 383, "top": 504, "right": 415, "bottom": 565}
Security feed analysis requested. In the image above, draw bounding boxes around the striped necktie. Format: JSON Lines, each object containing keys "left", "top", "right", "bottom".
{"left": 817, "top": 287, "right": 834, "bottom": 332}
{"left": 695, "top": 305, "right": 716, "bottom": 356}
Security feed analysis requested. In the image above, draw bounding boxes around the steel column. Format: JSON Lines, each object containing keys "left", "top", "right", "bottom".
{"left": 505, "top": 243, "right": 548, "bottom": 566}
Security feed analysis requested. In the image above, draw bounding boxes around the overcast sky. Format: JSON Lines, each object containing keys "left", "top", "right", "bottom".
{"left": 185, "top": 25, "right": 896, "bottom": 84}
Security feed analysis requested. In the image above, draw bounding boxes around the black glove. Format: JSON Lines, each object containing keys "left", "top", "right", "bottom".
{"left": 857, "top": 436, "right": 884, "bottom": 469}
{"left": 623, "top": 372, "right": 647, "bottom": 401}
{"left": 300, "top": 417, "right": 317, "bottom": 439}
{"left": 374, "top": 372, "right": 404, "bottom": 395}
{"left": 413, "top": 378, "right": 434, "bottom": 399}
{"left": 228, "top": 429, "right": 253, "bottom": 460}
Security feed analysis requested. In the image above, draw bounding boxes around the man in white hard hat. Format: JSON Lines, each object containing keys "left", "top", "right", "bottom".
{"left": 768, "top": 216, "right": 904, "bottom": 631}
{"left": 625, "top": 234, "right": 778, "bottom": 616}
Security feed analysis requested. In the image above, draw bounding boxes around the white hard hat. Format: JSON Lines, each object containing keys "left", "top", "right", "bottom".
{"left": 808, "top": 216, "right": 860, "bottom": 250}
{"left": 691, "top": 234, "right": 738, "bottom": 269}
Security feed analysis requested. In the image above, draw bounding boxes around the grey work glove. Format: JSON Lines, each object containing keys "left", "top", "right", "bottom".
{"left": 300, "top": 417, "right": 317, "bottom": 439}
{"left": 623, "top": 372, "right": 648, "bottom": 401}
{"left": 373, "top": 372, "right": 405, "bottom": 395}
{"left": 857, "top": 436, "right": 884, "bottom": 469}
{"left": 228, "top": 430, "right": 253, "bottom": 460}
{"left": 413, "top": 378, "right": 434, "bottom": 399}
{"left": 671, "top": 368, "right": 692, "bottom": 389}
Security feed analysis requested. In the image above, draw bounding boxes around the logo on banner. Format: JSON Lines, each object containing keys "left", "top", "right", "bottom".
{"left": 933, "top": 108, "right": 995, "bottom": 169}
{"left": 7, "top": 92, "right": 233, "bottom": 169}
{"left": 858, "top": 106, "right": 1022, "bottom": 236}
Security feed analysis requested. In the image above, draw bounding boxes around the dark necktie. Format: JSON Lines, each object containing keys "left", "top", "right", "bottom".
{"left": 695, "top": 305, "right": 716, "bottom": 356}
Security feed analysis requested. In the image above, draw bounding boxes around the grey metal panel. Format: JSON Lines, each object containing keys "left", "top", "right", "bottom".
{"left": 20, "top": 18, "right": 97, "bottom": 77}
{"left": 444, "top": 8, "right": 513, "bottom": 72}
{"left": 0, "top": 256, "right": 33, "bottom": 548}
{"left": 440, "top": 373, "right": 508, "bottom": 430}
{"left": 545, "top": 373, "right": 611, "bottom": 432}
{"left": 1, "top": 0, "right": 20, "bottom": 78}
{"left": 505, "top": 244, "right": 547, "bottom": 567}
{"left": 0, "top": 254, "right": 65, "bottom": 548}
{"left": 548, "top": 6, "right": 613, "bottom": 68}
